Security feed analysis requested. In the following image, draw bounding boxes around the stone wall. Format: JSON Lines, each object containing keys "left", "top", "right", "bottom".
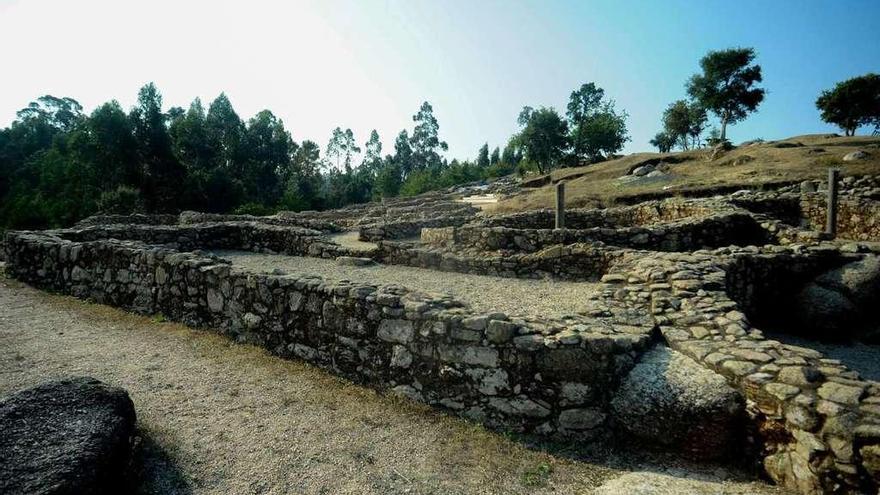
{"left": 800, "top": 194, "right": 880, "bottom": 242}
{"left": 51, "top": 223, "right": 360, "bottom": 260}
{"left": 178, "top": 211, "right": 341, "bottom": 233}
{"left": 377, "top": 241, "right": 623, "bottom": 281}
{"left": 622, "top": 248, "right": 880, "bottom": 494}
{"left": 74, "top": 213, "right": 179, "bottom": 228}
{"left": 423, "top": 213, "right": 774, "bottom": 253}
{"left": 478, "top": 199, "right": 716, "bottom": 230}
{"left": 3, "top": 230, "right": 653, "bottom": 440}
{"left": 358, "top": 215, "right": 473, "bottom": 242}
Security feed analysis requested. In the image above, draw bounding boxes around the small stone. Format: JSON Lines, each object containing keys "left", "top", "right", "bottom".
{"left": 778, "top": 366, "right": 823, "bottom": 387}
{"left": 818, "top": 382, "right": 865, "bottom": 405}
{"left": 486, "top": 320, "right": 517, "bottom": 344}
{"left": 461, "top": 316, "right": 488, "bottom": 331}
{"left": 377, "top": 319, "right": 415, "bottom": 344}
{"left": 722, "top": 360, "right": 757, "bottom": 376}
{"left": 390, "top": 345, "right": 412, "bottom": 368}
{"left": 336, "top": 256, "right": 375, "bottom": 266}
{"left": 765, "top": 383, "right": 800, "bottom": 401}
{"left": 243, "top": 312, "right": 262, "bottom": 330}
{"left": 558, "top": 408, "right": 606, "bottom": 430}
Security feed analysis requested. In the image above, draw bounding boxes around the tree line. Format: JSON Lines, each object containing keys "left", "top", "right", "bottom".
{"left": 1, "top": 47, "right": 877, "bottom": 230}
{"left": 0, "top": 87, "right": 528, "bottom": 230}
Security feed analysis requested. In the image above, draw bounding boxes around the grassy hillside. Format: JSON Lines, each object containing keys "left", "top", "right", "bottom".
{"left": 491, "top": 134, "right": 880, "bottom": 213}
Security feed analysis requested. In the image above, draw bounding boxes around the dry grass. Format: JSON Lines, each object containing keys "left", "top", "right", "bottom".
{"left": 0, "top": 271, "right": 786, "bottom": 494}
{"left": 491, "top": 134, "right": 880, "bottom": 214}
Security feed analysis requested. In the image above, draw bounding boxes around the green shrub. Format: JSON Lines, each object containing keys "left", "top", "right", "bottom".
{"left": 96, "top": 186, "right": 144, "bottom": 215}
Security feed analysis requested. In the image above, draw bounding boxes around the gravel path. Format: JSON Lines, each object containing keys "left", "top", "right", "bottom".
{"left": 0, "top": 275, "right": 784, "bottom": 495}
{"left": 211, "top": 250, "right": 600, "bottom": 318}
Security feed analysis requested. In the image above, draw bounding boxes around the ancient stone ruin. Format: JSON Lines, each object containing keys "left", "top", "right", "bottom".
{"left": 4, "top": 176, "right": 880, "bottom": 494}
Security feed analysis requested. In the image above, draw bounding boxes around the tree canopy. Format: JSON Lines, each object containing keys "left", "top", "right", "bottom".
{"left": 566, "top": 82, "right": 629, "bottom": 162}
{"left": 816, "top": 73, "right": 880, "bottom": 136}
{"left": 0, "top": 84, "right": 522, "bottom": 230}
{"left": 516, "top": 107, "right": 569, "bottom": 174}
{"left": 687, "top": 47, "right": 765, "bottom": 141}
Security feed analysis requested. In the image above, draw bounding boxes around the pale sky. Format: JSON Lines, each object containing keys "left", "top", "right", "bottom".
{"left": 2, "top": 0, "right": 878, "bottom": 162}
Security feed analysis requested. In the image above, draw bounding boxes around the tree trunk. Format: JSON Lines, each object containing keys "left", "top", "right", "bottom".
{"left": 720, "top": 113, "right": 729, "bottom": 142}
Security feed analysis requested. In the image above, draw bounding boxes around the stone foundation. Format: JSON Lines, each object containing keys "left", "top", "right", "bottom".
{"left": 4, "top": 230, "right": 653, "bottom": 440}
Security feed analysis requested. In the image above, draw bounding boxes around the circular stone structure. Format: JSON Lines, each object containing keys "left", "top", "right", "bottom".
{"left": 0, "top": 377, "right": 137, "bottom": 495}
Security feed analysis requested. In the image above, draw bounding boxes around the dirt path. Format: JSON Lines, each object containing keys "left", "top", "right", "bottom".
{"left": 0, "top": 274, "right": 785, "bottom": 494}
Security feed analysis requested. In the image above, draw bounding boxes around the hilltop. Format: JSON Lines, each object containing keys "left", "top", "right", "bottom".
{"left": 490, "top": 134, "right": 880, "bottom": 213}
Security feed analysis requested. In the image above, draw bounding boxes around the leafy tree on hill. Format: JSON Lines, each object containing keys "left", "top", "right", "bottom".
{"left": 501, "top": 138, "right": 522, "bottom": 167}
{"left": 205, "top": 93, "right": 247, "bottom": 176}
{"left": 516, "top": 106, "right": 569, "bottom": 174}
{"left": 409, "top": 101, "right": 448, "bottom": 171}
{"left": 649, "top": 131, "right": 677, "bottom": 153}
{"left": 662, "top": 100, "right": 694, "bottom": 150}
{"left": 688, "top": 104, "right": 708, "bottom": 148}
{"left": 566, "top": 82, "right": 630, "bottom": 162}
{"left": 477, "top": 143, "right": 490, "bottom": 168}
{"left": 687, "top": 47, "right": 765, "bottom": 142}
{"left": 374, "top": 160, "right": 402, "bottom": 200}
{"left": 130, "top": 83, "right": 186, "bottom": 212}
{"left": 361, "top": 129, "right": 383, "bottom": 173}
{"left": 393, "top": 130, "right": 414, "bottom": 177}
{"left": 245, "top": 110, "right": 296, "bottom": 205}
{"left": 816, "top": 73, "right": 880, "bottom": 136}
{"left": 490, "top": 146, "right": 500, "bottom": 165}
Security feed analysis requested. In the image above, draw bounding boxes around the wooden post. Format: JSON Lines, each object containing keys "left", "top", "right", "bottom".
{"left": 555, "top": 181, "right": 565, "bottom": 229}
{"left": 826, "top": 168, "right": 839, "bottom": 238}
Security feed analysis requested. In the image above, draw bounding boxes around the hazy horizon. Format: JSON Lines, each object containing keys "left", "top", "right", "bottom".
{"left": 2, "top": 0, "right": 878, "bottom": 162}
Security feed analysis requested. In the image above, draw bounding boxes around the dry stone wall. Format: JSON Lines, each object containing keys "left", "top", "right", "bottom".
{"left": 358, "top": 215, "right": 473, "bottom": 241}
{"left": 800, "top": 194, "right": 880, "bottom": 242}
{"left": 623, "top": 247, "right": 880, "bottom": 494}
{"left": 478, "top": 199, "right": 715, "bottom": 230}
{"left": 7, "top": 181, "right": 880, "bottom": 494}
{"left": 376, "top": 241, "right": 622, "bottom": 281}
{"left": 423, "top": 213, "right": 774, "bottom": 253}
{"left": 4, "top": 230, "right": 654, "bottom": 440}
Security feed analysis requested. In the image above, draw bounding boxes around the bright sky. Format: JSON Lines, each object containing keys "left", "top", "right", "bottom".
{"left": 1, "top": 0, "right": 878, "bottom": 161}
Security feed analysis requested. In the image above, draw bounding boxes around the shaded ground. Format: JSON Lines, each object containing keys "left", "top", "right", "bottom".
{"left": 211, "top": 250, "right": 602, "bottom": 318}
{"left": 0, "top": 273, "right": 786, "bottom": 495}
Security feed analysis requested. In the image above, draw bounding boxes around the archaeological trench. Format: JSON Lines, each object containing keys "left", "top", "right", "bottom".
{"left": 4, "top": 175, "right": 880, "bottom": 494}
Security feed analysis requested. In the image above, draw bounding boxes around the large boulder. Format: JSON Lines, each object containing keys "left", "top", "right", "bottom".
{"left": 792, "top": 256, "right": 880, "bottom": 340}
{"left": 815, "top": 255, "right": 880, "bottom": 307}
{"left": 792, "top": 284, "right": 859, "bottom": 337}
{"left": 843, "top": 150, "right": 869, "bottom": 161}
{"left": 611, "top": 346, "right": 744, "bottom": 459}
{"left": 0, "top": 377, "right": 137, "bottom": 495}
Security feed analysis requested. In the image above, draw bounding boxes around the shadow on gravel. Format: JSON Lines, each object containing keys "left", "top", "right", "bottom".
{"left": 127, "top": 430, "right": 193, "bottom": 495}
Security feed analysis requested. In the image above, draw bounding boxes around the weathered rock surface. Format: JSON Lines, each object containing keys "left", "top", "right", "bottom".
{"left": 793, "top": 256, "right": 880, "bottom": 339}
{"left": 843, "top": 150, "right": 869, "bottom": 161}
{"left": 0, "top": 377, "right": 137, "bottom": 495}
{"left": 611, "top": 346, "right": 745, "bottom": 459}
